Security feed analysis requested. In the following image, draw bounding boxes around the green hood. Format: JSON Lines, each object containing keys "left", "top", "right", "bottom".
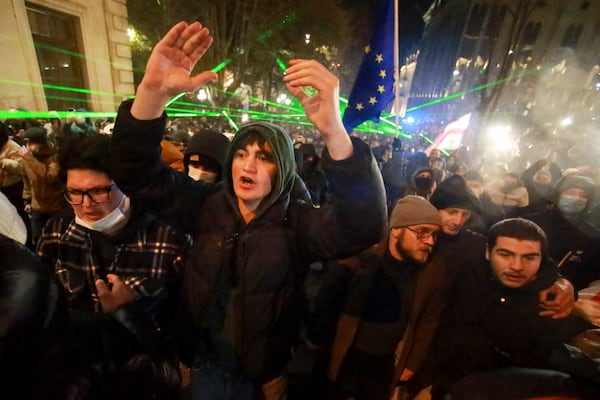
{"left": 223, "top": 121, "right": 296, "bottom": 219}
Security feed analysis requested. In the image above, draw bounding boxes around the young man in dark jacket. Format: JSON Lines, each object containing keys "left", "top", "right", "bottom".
{"left": 109, "top": 21, "right": 387, "bottom": 399}
{"left": 430, "top": 218, "right": 600, "bottom": 399}
{"left": 402, "top": 176, "right": 576, "bottom": 398}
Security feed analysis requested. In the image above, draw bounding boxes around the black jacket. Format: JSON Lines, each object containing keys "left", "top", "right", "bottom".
{"left": 525, "top": 207, "right": 600, "bottom": 291}
{"left": 110, "top": 100, "right": 387, "bottom": 382}
{"left": 432, "top": 256, "right": 597, "bottom": 397}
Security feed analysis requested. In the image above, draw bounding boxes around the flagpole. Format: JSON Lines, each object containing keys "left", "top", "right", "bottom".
{"left": 393, "top": 0, "right": 400, "bottom": 137}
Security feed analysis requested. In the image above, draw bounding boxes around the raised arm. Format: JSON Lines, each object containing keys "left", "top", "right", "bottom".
{"left": 111, "top": 21, "right": 218, "bottom": 232}
{"left": 131, "top": 21, "right": 217, "bottom": 120}
{"left": 283, "top": 59, "right": 353, "bottom": 160}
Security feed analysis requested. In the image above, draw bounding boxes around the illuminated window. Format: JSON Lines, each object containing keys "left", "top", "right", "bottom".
{"left": 26, "top": 3, "right": 88, "bottom": 111}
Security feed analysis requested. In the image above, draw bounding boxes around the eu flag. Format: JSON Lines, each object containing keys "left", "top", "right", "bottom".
{"left": 342, "top": 0, "right": 396, "bottom": 133}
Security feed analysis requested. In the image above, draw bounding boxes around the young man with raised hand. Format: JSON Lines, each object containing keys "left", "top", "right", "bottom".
{"left": 109, "top": 21, "right": 387, "bottom": 400}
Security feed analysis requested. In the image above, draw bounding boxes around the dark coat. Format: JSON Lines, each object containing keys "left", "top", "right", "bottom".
{"left": 309, "top": 235, "right": 448, "bottom": 395}
{"left": 431, "top": 255, "right": 597, "bottom": 397}
{"left": 525, "top": 207, "right": 600, "bottom": 291}
{"left": 110, "top": 100, "right": 387, "bottom": 382}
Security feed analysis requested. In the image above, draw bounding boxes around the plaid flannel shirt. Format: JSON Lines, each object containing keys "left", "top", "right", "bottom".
{"left": 37, "top": 212, "right": 188, "bottom": 313}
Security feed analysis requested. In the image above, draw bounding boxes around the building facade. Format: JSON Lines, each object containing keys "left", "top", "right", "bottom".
{"left": 1, "top": 0, "right": 133, "bottom": 113}
{"left": 409, "top": 0, "right": 600, "bottom": 128}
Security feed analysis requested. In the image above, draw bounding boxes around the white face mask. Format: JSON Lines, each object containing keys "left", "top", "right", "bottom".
{"left": 75, "top": 195, "right": 131, "bottom": 235}
{"left": 188, "top": 166, "right": 218, "bottom": 183}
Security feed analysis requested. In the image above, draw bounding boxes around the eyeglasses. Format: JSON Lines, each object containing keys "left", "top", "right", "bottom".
{"left": 405, "top": 226, "right": 438, "bottom": 241}
{"left": 64, "top": 184, "right": 116, "bottom": 205}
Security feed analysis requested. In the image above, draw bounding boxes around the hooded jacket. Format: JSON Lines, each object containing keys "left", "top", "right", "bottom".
{"left": 403, "top": 167, "right": 435, "bottom": 199}
{"left": 110, "top": 100, "right": 387, "bottom": 382}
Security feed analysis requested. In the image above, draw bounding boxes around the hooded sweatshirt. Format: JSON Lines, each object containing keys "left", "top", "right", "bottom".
{"left": 110, "top": 100, "right": 387, "bottom": 382}
{"left": 222, "top": 122, "right": 296, "bottom": 219}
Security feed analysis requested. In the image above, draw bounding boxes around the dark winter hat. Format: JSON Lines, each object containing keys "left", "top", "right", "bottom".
{"left": 552, "top": 175, "right": 597, "bottom": 201}
{"left": 297, "top": 143, "right": 318, "bottom": 157}
{"left": 430, "top": 175, "right": 480, "bottom": 212}
{"left": 24, "top": 127, "right": 47, "bottom": 145}
{"left": 184, "top": 129, "right": 230, "bottom": 172}
{"left": 389, "top": 195, "right": 442, "bottom": 228}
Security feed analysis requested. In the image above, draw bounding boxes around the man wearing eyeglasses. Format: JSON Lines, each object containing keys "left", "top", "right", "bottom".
{"left": 399, "top": 175, "right": 577, "bottom": 399}
{"left": 305, "top": 195, "right": 442, "bottom": 400}
{"left": 36, "top": 134, "right": 188, "bottom": 382}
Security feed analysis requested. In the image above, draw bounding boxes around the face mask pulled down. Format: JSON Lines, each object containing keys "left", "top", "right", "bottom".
{"left": 75, "top": 195, "right": 131, "bottom": 235}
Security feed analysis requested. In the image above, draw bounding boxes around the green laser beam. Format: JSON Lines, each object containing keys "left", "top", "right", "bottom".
{"left": 405, "top": 68, "right": 538, "bottom": 113}
{"left": 211, "top": 59, "right": 231, "bottom": 73}
{"left": 222, "top": 111, "right": 239, "bottom": 130}
{"left": 0, "top": 78, "right": 130, "bottom": 99}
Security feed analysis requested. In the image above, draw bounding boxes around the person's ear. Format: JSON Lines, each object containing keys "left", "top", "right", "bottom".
{"left": 485, "top": 244, "right": 490, "bottom": 261}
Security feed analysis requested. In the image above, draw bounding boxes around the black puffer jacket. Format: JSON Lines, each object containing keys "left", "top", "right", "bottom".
{"left": 110, "top": 100, "right": 387, "bottom": 382}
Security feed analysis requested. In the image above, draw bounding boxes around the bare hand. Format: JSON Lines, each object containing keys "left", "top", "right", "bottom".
{"left": 283, "top": 59, "right": 352, "bottom": 160}
{"left": 574, "top": 299, "right": 600, "bottom": 327}
{"left": 132, "top": 21, "right": 218, "bottom": 119}
{"left": 95, "top": 273, "right": 136, "bottom": 312}
{"left": 18, "top": 145, "right": 32, "bottom": 159}
{"left": 539, "top": 278, "right": 575, "bottom": 319}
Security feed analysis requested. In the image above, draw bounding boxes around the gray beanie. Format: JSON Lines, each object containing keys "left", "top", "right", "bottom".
{"left": 390, "top": 195, "right": 442, "bottom": 228}
{"left": 552, "top": 175, "right": 596, "bottom": 202}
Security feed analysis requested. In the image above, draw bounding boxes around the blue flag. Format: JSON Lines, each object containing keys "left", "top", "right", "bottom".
{"left": 342, "top": 0, "right": 396, "bottom": 133}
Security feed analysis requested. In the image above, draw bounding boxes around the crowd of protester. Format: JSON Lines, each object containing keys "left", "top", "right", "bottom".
{"left": 2, "top": 20, "right": 600, "bottom": 400}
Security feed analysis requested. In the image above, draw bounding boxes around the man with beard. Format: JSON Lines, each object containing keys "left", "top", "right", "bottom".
{"left": 398, "top": 175, "right": 575, "bottom": 399}
{"left": 307, "top": 195, "right": 442, "bottom": 400}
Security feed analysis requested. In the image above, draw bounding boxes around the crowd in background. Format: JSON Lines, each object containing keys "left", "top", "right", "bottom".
{"left": 2, "top": 21, "right": 600, "bottom": 399}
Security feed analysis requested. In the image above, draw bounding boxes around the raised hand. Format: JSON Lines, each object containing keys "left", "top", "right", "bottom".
{"left": 283, "top": 59, "right": 352, "bottom": 160}
{"left": 132, "top": 21, "right": 218, "bottom": 120}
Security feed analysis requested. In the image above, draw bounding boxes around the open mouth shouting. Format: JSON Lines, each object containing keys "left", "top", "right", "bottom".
{"left": 239, "top": 175, "right": 255, "bottom": 188}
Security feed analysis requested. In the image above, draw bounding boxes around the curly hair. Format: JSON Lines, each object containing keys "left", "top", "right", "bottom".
{"left": 58, "top": 134, "right": 111, "bottom": 182}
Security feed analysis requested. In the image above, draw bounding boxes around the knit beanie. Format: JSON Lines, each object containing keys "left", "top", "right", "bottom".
{"left": 430, "top": 175, "right": 480, "bottom": 212}
{"left": 552, "top": 175, "right": 597, "bottom": 202}
{"left": 184, "top": 129, "right": 230, "bottom": 172}
{"left": 389, "top": 195, "right": 442, "bottom": 228}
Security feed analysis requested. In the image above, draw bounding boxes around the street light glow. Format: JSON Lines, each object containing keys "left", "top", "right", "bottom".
{"left": 561, "top": 117, "right": 573, "bottom": 126}
{"left": 197, "top": 89, "right": 208, "bottom": 101}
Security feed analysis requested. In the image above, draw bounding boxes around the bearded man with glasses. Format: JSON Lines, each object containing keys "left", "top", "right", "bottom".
{"left": 305, "top": 195, "right": 442, "bottom": 400}
{"left": 36, "top": 133, "right": 188, "bottom": 397}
